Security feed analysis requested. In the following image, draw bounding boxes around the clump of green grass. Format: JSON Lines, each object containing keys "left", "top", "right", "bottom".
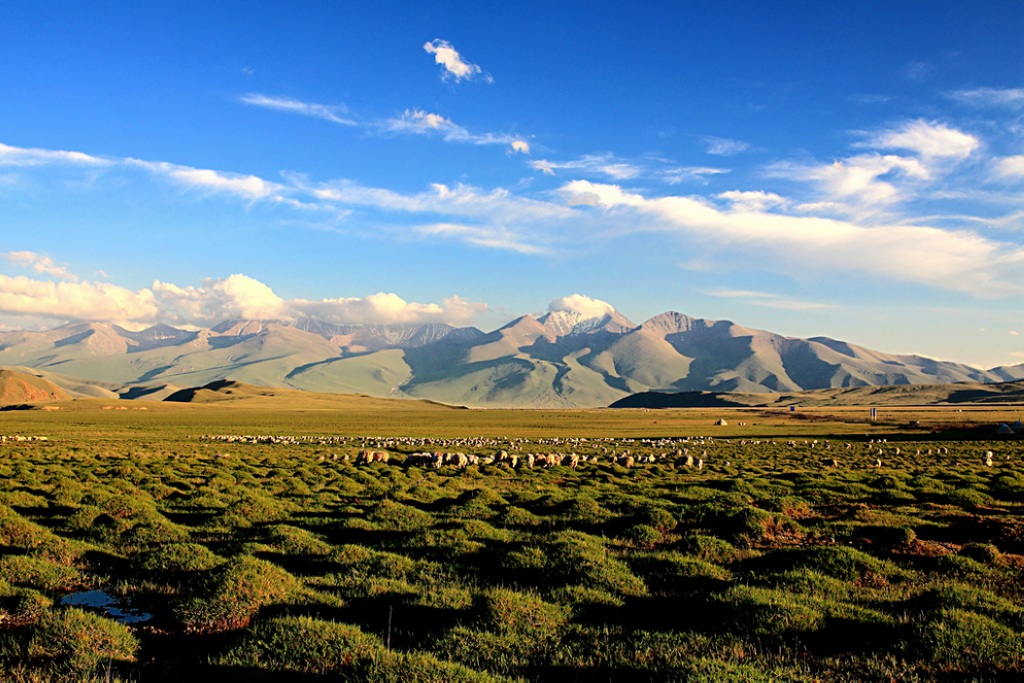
{"left": 261, "top": 524, "right": 334, "bottom": 556}
{"left": 496, "top": 505, "right": 543, "bottom": 528}
{"left": 914, "top": 608, "right": 1023, "bottom": 672}
{"left": 678, "top": 533, "right": 745, "bottom": 564}
{"left": 631, "top": 551, "right": 731, "bottom": 594}
{"left": 216, "top": 615, "right": 383, "bottom": 675}
{"left": 714, "top": 585, "right": 826, "bottom": 638}
{"left": 370, "top": 499, "right": 434, "bottom": 532}
{"left": 175, "top": 555, "right": 300, "bottom": 632}
{"left": 0, "top": 504, "right": 81, "bottom": 565}
{"left": 546, "top": 530, "right": 647, "bottom": 596}
{"left": 136, "top": 542, "right": 225, "bottom": 574}
{"left": 958, "top": 542, "right": 1001, "bottom": 565}
{"left": 436, "top": 588, "right": 570, "bottom": 675}
{"left": 0, "top": 555, "right": 84, "bottom": 592}
{"left": 0, "top": 580, "right": 52, "bottom": 625}
{"left": 0, "top": 607, "right": 139, "bottom": 678}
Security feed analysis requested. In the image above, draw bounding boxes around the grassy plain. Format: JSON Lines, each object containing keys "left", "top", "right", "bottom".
{"left": 0, "top": 395, "right": 1023, "bottom": 680}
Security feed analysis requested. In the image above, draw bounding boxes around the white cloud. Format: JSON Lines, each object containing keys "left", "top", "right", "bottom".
{"left": 548, "top": 294, "right": 615, "bottom": 318}
{"left": 560, "top": 179, "right": 1024, "bottom": 297}
{"left": 707, "top": 289, "right": 829, "bottom": 311}
{"left": 661, "top": 167, "right": 730, "bottom": 184}
{"left": 532, "top": 153, "right": 726, "bottom": 184}
{"left": 703, "top": 136, "right": 750, "bottom": 156}
{"left": 237, "top": 95, "right": 526, "bottom": 150}
{"left": 864, "top": 119, "right": 980, "bottom": 160}
{"left": 386, "top": 109, "right": 455, "bottom": 134}
{"left": 416, "top": 223, "right": 549, "bottom": 255}
{"left": 949, "top": 87, "right": 1024, "bottom": 109}
{"left": 130, "top": 160, "right": 276, "bottom": 200}
{"left": 717, "top": 190, "right": 787, "bottom": 212}
{"left": 995, "top": 155, "right": 1024, "bottom": 178}
{"left": 311, "top": 179, "right": 574, "bottom": 224}
{"left": 293, "top": 292, "right": 487, "bottom": 326}
{"left": 771, "top": 154, "right": 930, "bottom": 209}
{"left": 0, "top": 275, "right": 158, "bottom": 323}
{"left": 0, "top": 270, "right": 489, "bottom": 328}
{"left": 382, "top": 109, "right": 523, "bottom": 147}
{"left": 239, "top": 93, "right": 356, "bottom": 125}
{"left": 0, "top": 142, "right": 108, "bottom": 167}
{"left": 423, "top": 39, "right": 490, "bottom": 83}
{"left": 3, "top": 251, "right": 75, "bottom": 280}
{"left": 152, "top": 274, "right": 289, "bottom": 322}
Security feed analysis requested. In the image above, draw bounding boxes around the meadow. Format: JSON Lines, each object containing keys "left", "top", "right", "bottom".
{"left": 0, "top": 398, "right": 1023, "bottom": 681}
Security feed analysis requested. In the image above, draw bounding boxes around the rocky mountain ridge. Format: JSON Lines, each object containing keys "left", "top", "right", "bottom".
{"left": 1, "top": 307, "right": 1021, "bottom": 407}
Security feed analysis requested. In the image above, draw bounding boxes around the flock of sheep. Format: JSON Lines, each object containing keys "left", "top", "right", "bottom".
{"left": 190, "top": 432, "right": 1012, "bottom": 472}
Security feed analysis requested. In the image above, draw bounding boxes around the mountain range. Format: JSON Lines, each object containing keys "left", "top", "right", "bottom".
{"left": 1, "top": 305, "right": 1022, "bottom": 407}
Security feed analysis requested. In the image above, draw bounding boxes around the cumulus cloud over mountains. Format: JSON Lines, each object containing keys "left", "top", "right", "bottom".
{"left": 548, "top": 294, "right": 616, "bottom": 319}
{"left": 0, "top": 256, "right": 486, "bottom": 328}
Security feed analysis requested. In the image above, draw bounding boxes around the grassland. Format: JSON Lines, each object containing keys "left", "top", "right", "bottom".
{"left": 0, "top": 395, "right": 1023, "bottom": 680}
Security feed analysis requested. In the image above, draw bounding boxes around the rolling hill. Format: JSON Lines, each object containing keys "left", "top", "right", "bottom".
{"left": 610, "top": 379, "right": 1024, "bottom": 409}
{"left": 1, "top": 304, "right": 1022, "bottom": 407}
{"left": 0, "top": 368, "right": 69, "bottom": 404}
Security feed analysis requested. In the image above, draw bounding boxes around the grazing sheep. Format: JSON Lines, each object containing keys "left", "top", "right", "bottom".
{"left": 616, "top": 455, "right": 635, "bottom": 468}
{"left": 822, "top": 457, "right": 839, "bottom": 468}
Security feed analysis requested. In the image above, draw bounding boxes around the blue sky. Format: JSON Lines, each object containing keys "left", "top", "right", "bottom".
{"left": 2, "top": 1, "right": 1023, "bottom": 368}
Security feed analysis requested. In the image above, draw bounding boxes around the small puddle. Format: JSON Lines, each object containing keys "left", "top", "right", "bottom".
{"left": 60, "top": 589, "right": 153, "bottom": 624}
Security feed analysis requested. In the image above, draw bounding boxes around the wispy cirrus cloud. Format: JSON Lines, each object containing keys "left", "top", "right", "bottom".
{"left": 702, "top": 136, "right": 751, "bottom": 156}
{"left": 239, "top": 93, "right": 356, "bottom": 125}
{"left": 423, "top": 39, "right": 492, "bottom": 83}
{"left": 239, "top": 94, "right": 527, "bottom": 152}
{"left": 0, "top": 142, "right": 108, "bottom": 167}
{"left": 381, "top": 109, "right": 528, "bottom": 150}
{"left": 415, "top": 223, "right": 550, "bottom": 255}
{"left": 948, "top": 87, "right": 1024, "bottom": 109}
{"left": 706, "top": 289, "right": 830, "bottom": 311}
{"left": 129, "top": 159, "right": 279, "bottom": 200}
{"left": 532, "top": 153, "right": 726, "bottom": 184}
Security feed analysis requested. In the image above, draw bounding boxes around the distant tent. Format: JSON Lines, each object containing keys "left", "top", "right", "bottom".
{"left": 1011, "top": 420, "right": 1024, "bottom": 433}
{"left": 715, "top": 418, "right": 728, "bottom": 426}
{"left": 996, "top": 423, "right": 1015, "bottom": 435}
